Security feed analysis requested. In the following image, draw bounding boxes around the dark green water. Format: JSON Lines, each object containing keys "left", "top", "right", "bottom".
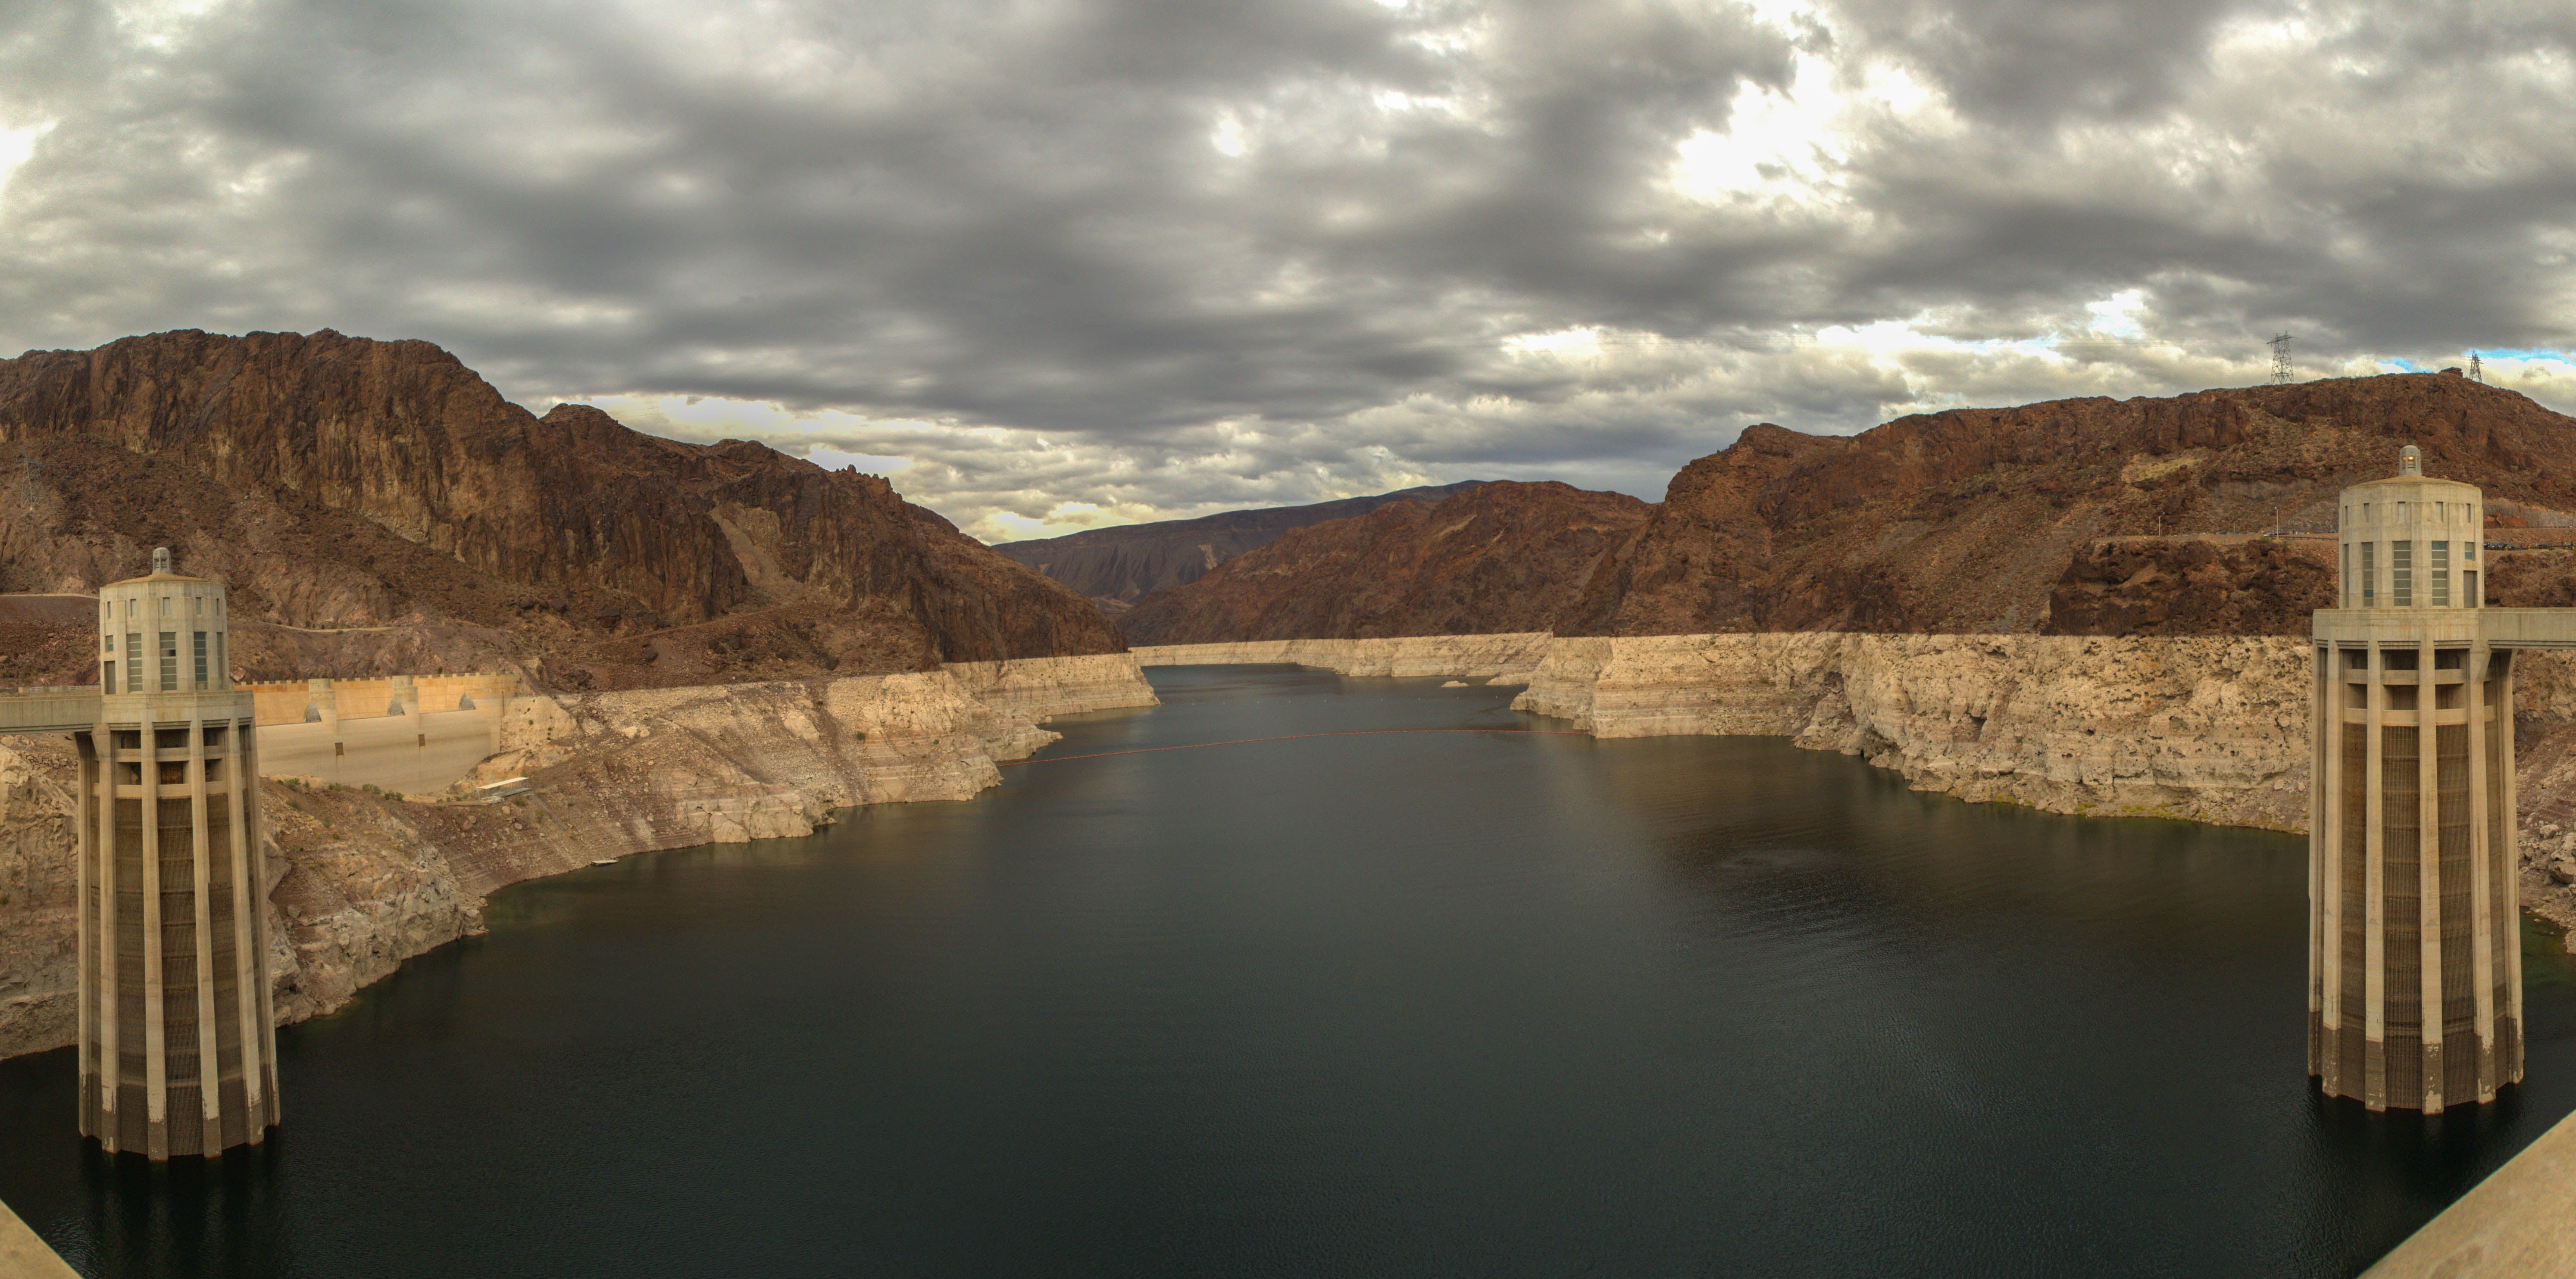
{"left": 4, "top": 665, "right": 2574, "bottom": 1277}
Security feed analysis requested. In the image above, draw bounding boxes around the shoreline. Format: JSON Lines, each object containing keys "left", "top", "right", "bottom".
{"left": 17, "top": 629, "right": 2576, "bottom": 1061}
{"left": 0, "top": 655, "right": 1160, "bottom": 1061}
{"left": 1136, "top": 632, "right": 2576, "bottom": 941}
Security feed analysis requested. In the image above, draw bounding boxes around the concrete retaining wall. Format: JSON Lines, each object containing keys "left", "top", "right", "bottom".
{"left": 239, "top": 674, "right": 522, "bottom": 727}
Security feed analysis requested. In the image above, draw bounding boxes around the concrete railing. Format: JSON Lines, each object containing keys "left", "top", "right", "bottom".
{"left": 0, "top": 688, "right": 102, "bottom": 736}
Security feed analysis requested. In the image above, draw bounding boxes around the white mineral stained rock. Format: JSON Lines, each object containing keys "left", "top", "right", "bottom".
{"left": 1515, "top": 633, "right": 2315, "bottom": 830}
{"left": 263, "top": 799, "right": 482, "bottom": 1027}
{"left": 944, "top": 655, "right": 1167, "bottom": 721}
{"left": 1130, "top": 633, "right": 1553, "bottom": 682}
{"left": 0, "top": 656, "right": 1158, "bottom": 1059}
{"left": 1138, "top": 631, "right": 2316, "bottom": 830}
{"left": 0, "top": 739, "right": 78, "bottom": 1059}
{"left": 457, "top": 657, "right": 1157, "bottom": 888}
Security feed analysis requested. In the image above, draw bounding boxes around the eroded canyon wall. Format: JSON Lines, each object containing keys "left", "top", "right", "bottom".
{"left": 1136, "top": 632, "right": 2314, "bottom": 828}
{"left": 0, "top": 331, "right": 1128, "bottom": 689}
{"left": 1510, "top": 633, "right": 2316, "bottom": 830}
{"left": 0, "top": 655, "right": 1158, "bottom": 1059}
{"left": 1114, "top": 374, "right": 2576, "bottom": 647}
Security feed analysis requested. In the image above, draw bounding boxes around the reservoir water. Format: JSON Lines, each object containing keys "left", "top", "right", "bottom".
{"left": 5, "top": 665, "right": 2575, "bottom": 1276}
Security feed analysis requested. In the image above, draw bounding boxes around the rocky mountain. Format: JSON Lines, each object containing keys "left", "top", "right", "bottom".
{"left": 1563, "top": 370, "right": 2576, "bottom": 638}
{"left": 1116, "top": 371, "right": 2576, "bottom": 644}
{"left": 0, "top": 329, "right": 1123, "bottom": 689}
{"left": 2043, "top": 539, "right": 2334, "bottom": 636}
{"left": 990, "top": 481, "right": 1485, "bottom": 610}
{"left": 1116, "top": 481, "right": 1651, "bottom": 644}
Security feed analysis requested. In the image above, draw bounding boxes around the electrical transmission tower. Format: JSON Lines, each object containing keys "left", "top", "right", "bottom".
{"left": 2470, "top": 353, "right": 2485, "bottom": 383}
{"left": 2269, "top": 333, "right": 2293, "bottom": 384}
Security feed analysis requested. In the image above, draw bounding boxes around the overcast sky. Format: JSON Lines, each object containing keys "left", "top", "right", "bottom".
{"left": 5, "top": 0, "right": 2575, "bottom": 540}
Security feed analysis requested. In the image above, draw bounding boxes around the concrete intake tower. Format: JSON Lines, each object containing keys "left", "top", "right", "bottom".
{"left": 2308, "top": 446, "right": 2576, "bottom": 1111}
{"left": 69, "top": 549, "right": 277, "bottom": 1155}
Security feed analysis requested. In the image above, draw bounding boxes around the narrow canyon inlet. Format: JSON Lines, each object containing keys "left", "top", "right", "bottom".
{"left": 4, "top": 666, "right": 2574, "bottom": 1276}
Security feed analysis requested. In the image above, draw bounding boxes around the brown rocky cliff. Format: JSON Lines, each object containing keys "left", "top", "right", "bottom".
{"left": 1559, "top": 421, "right": 1853, "bottom": 636}
{"left": 0, "top": 330, "right": 1122, "bottom": 685}
{"left": 1116, "top": 480, "right": 1651, "bottom": 644}
{"left": 1054, "top": 374, "right": 2576, "bottom": 647}
{"left": 2043, "top": 539, "right": 2336, "bottom": 636}
{"left": 1569, "top": 372, "right": 2576, "bottom": 637}
{"left": 991, "top": 481, "right": 1486, "bottom": 604}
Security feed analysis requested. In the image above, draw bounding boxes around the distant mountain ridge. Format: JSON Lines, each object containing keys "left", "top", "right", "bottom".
{"left": 990, "top": 482, "right": 1486, "bottom": 608}
{"left": 1116, "top": 481, "right": 1651, "bottom": 644}
{"left": 1111, "top": 371, "right": 2576, "bottom": 644}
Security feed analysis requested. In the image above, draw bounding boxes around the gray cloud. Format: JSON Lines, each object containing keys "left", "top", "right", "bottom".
{"left": 4, "top": 0, "right": 2574, "bottom": 540}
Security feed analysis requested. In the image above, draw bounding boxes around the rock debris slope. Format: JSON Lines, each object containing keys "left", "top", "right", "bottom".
{"left": 0, "top": 329, "right": 1123, "bottom": 688}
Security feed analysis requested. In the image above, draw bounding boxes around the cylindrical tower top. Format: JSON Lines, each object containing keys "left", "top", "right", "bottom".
{"left": 2335, "top": 447, "right": 2482, "bottom": 610}
{"left": 97, "top": 548, "right": 234, "bottom": 696}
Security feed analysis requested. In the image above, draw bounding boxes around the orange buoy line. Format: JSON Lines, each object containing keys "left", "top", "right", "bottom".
{"left": 999, "top": 727, "right": 1591, "bottom": 767}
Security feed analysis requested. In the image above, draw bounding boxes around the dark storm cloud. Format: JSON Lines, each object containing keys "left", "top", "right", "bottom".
{"left": 3, "top": 0, "right": 2574, "bottom": 537}
{"left": 1832, "top": 0, "right": 2249, "bottom": 122}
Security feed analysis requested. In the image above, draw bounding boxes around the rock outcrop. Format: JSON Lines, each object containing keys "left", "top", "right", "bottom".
{"left": 1118, "top": 481, "right": 1650, "bottom": 645}
{"left": 0, "top": 655, "right": 1158, "bottom": 1059}
{"left": 991, "top": 482, "right": 1485, "bottom": 606}
{"left": 0, "top": 738, "right": 78, "bottom": 1059}
{"left": 1511, "top": 633, "right": 2314, "bottom": 829}
{"left": 1108, "top": 374, "right": 2576, "bottom": 646}
{"left": 2045, "top": 538, "right": 2336, "bottom": 636}
{"left": 1566, "top": 372, "right": 2576, "bottom": 637}
{"left": 0, "top": 330, "right": 1124, "bottom": 688}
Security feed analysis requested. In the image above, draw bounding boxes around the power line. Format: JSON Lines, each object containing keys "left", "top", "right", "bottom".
{"left": 2269, "top": 332, "right": 2294, "bottom": 384}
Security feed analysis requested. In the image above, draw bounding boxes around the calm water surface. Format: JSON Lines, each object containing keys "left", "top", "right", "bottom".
{"left": 5, "top": 666, "right": 2575, "bottom": 1277}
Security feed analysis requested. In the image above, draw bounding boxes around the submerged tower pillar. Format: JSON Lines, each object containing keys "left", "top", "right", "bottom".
{"left": 2311, "top": 447, "right": 2518, "bottom": 1111}
{"left": 77, "top": 547, "right": 278, "bottom": 1156}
